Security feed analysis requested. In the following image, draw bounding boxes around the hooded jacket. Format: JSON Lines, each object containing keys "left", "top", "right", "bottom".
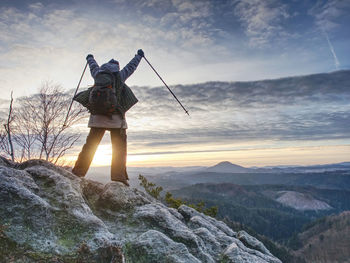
{"left": 86, "top": 54, "right": 142, "bottom": 129}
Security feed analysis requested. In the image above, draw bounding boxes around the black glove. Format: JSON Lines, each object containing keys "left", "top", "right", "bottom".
{"left": 86, "top": 54, "right": 93, "bottom": 60}
{"left": 137, "top": 49, "right": 144, "bottom": 57}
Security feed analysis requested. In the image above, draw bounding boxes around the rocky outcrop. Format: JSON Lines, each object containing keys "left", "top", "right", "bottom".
{"left": 0, "top": 157, "right": 281, "bottom": 263}
{"left": 275, "top": 191, "right": 332, "bottom": 211}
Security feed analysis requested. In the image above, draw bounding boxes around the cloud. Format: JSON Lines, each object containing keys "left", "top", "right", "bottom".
{"left": 124, "top": 70, "right": 350, "bottom": 150}
{"left": 0, "top": 1, "right": 232, "bottom": 100}
{"left": 28, "top": 2, "right": 44, "bottom": 11}
{"left": 0, "top": 0, "right": 349, "bottom": 113}
{"left": 126, "top": 110, "right": 350, "bottom": 151}
{"left": 309, "top": 0, "right": 350, "bottom": 31}
{"left": 106, "top": 0, "right": 218, "bottom": 51}
{"left": 135, "top": 70, "right": 350, "bottom": 111}
{"left": 233, "top": 0, "right": 290, "bottom": 47}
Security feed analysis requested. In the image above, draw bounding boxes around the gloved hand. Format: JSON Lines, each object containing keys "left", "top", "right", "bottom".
{"left": 137, "top": 49, "right": 144, "bottom": 57}
{"left": 86, "top": 54, "right": 94, "bottom": 60}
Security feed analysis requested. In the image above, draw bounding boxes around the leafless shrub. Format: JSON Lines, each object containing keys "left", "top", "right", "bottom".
{"left": 0, "top": 82, "right": 88, "bottom": 164}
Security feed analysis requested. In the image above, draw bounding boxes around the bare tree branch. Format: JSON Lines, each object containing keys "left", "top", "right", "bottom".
{"left": 3, "top": 91, "right": 14, "bottom": 161}
{"left": 9, "top": 81, "right": 88, "bottom": 163}
{"left": 0, "top": 129, "right": 11, "bottom": 157}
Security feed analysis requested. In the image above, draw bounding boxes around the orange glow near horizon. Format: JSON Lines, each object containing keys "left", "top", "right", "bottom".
{"left": 65, "top": 143, "right": 350, "bottom": 168}
{"left": 125, "top": 145, "right": 350, "bottom": 167}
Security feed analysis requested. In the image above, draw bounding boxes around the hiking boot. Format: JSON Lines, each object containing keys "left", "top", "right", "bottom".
{"left": 72, "top": 167, "right": 85, "bottom": 178}
{"left": 121, "top": 180, "right": 130, "bottom": 187}
{"left": 112, "top": 179, "right": 129, "bottom": 186}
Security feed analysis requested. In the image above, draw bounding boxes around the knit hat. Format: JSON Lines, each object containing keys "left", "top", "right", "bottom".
{"left": 100, "top": 59, "right": 120, "bottom": 72}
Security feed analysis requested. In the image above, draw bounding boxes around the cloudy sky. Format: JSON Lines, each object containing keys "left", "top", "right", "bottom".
{"left": 0, "top": 0, "right": 350, "bottom": 167}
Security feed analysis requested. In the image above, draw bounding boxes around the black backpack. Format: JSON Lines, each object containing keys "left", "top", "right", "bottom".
{"left": 73, "top": 72, "right": 138, "bottom": 116}
{"left": 88, "top": 72, "right": 119, "bottom": 116}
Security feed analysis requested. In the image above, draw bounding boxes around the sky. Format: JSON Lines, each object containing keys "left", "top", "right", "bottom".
{"left": 0, "top": 0, "right": 350, "bottom": 167}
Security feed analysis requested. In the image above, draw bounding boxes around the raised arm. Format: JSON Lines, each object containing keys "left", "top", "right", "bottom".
{"left": 119, "top": 49, "right": 144, "bottom": 83}
{"left": 86, "top": 54, "right": 100, "bottom": 78}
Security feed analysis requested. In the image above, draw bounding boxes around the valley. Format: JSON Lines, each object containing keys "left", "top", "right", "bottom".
{"left": 87, "top": 161, "right": 350, "bottom": 262}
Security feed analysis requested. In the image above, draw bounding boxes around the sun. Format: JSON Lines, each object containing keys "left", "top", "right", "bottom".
{"left": 90, "top": 144, "right": 151, "bottom": 167}
{"left": 91, "top": 144, "right": 112, "bottom": 166}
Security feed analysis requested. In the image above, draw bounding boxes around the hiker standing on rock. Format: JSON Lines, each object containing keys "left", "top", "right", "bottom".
{"left": 72, "top": 49, "right": 144, "bottom": 186}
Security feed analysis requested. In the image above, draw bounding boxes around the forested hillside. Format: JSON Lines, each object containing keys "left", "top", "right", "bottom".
{"left": 293, "top": 211, "right": 350, "bottom": 263}
{"left": 171, "top": 183, "right": 350, "bottom": 242}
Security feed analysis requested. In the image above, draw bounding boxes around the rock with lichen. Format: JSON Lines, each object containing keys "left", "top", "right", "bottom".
{"left": 0, "top": 157, "right": 281, "bottom": 263}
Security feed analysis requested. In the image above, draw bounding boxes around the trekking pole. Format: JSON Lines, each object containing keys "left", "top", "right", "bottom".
{"left": 63, "top": 61, "right": 88, "bottom": 127}
{"left": 143, "top": 56, "right": 189, "bottom": 116}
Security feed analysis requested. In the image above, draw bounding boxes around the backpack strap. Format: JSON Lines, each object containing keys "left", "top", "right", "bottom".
{"left": 113, "top": 72, "right": 126, "bottom": 120}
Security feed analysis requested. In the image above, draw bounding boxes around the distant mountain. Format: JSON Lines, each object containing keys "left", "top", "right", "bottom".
{"left": 206, "top": 161, "right": 350, "bottom": 174}
{"left": 206, "top": 161, "right": 251, "bottom": 173}
{"left": 291, "top": 211, "right": 350, "bottom": 263}
{"left": 265, "top": 162, "right": 350, "bottom": 173}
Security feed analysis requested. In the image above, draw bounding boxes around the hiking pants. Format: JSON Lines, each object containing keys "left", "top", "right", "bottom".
{"left": 72, "top": 128, "right": 128, "bottom": 182}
